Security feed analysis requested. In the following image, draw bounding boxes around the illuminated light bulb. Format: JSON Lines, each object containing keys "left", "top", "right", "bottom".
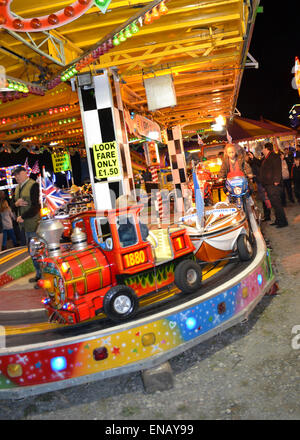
{"left": 124, "top": 25, "right": 132, "bottom": 39}
{"left": 107, "top": 38, "right": 114, "bottom": 49}
{"left": 215, "top": 115, "right": 226, "bottom": 126}
{"left": 50, "top": 356, "right": 67, "bottom": 372}
{"left": 61, "top": 262, "right": 70, "bottom": 273}
{"left": 159, "top": 1, "right": 168, "bottom": 15}
{"left": 211, "top": 123, "right": 223, "bottom": 132}
{"left": 131, "top": 21, "right": 139, "bottom": 34}
{"left": 151, "top": 6, "right": 160, "bottom": 20}
{"left": 118, "top": 31, "right": 126, "bottom": 42}
{"left": 40, "top": 207, "right": 51, "bottom": 218}
{"left": 113, "top": 36, "right": 120, "bottom": 46}
{"left": 144, "top": 11, "right": 152, "bottom": 25}
{"left": 186, "top": 317, "right": 197, "bottom": 330}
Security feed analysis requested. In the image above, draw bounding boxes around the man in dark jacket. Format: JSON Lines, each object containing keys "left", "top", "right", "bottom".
{"left": 260, "top": 143, "right": 288, "bottom": 228}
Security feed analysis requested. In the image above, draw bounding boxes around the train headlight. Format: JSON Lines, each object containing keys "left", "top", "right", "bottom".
{"left": 233, "top": 187, "right": 242, "bottom": 195}
{"left": 29, "top": 237, "right": 47, "bottom": 257}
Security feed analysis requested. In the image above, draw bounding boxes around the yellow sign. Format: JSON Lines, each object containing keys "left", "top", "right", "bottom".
{"left": 52, "top": 151, "right": 71, "bottom": 173}
{"left": 93, "top": 142, "right": 121, "bottom": 179}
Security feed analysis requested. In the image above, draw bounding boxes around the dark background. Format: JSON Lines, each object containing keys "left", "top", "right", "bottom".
{"left": 237, "top": 1, "right": 300, "bottom": 125}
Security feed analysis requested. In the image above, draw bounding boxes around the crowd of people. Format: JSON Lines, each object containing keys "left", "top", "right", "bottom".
{"left": 0, "top": 143, "right": 299, "bottom": 260}
{"left": 219, "top": 142, "right": 300, "bottom": 229}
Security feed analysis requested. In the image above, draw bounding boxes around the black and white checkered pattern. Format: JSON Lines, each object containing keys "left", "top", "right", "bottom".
{"left": 167, "top": 125, "right": 188, "bottom": 212}
{"left": 78, "top": 71, "right": 134, "bottom": 209}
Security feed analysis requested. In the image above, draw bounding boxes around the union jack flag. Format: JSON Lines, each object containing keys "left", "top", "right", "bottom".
{"left": 197, "top": 134, "right": 204, "bottom": 146}
{"left": 41, "top": 177, "right": 72, "bottom": 213}
{"left": 31, "top": 161, "right": 40, "bottom": 174}
{"left": 24, "top": 158, "right": 30, "bottom": 175}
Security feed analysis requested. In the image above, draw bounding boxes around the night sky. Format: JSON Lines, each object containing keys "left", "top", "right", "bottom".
{"left": 237, "top": 1, "right": 299, "bottom": 126}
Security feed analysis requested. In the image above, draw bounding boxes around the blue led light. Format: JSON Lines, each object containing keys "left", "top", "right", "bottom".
{"left": 186, "top": 317, "right": 197, "bottom": 330}
{"left": 51, "top": 356, "right": 67, "bottom": 372}
{"left": 257, "top": 274, "right": 263, "bottom": 285}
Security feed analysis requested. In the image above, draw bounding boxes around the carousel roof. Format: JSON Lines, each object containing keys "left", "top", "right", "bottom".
{"left": 184, "top": 116, "right": 297, "bottom": 147}
{"left": 0, "top": 0, "right": 259, "bottom": 151}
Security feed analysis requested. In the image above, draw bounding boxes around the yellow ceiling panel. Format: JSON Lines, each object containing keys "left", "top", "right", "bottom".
{"left": 0, "top": 0, "right": 259, "bottom": 144}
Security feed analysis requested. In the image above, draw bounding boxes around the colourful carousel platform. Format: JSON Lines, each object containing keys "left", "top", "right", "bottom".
{"left": 0, "top": 211, "right": 275, "bottom": 399}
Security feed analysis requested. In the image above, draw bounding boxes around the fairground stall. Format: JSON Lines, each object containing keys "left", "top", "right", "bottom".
{"left": 0, "top": 0, "right": 276, "bottom": 398}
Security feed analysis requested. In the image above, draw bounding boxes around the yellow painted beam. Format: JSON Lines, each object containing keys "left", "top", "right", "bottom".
{"left": 118, "top": 49, "right": 241, "bottom": 78}
{"left": 95, "top": 37, "right": 242, "bottom": 70}
{"left": 71, "top": 13, "right": 242, "bottom": 47}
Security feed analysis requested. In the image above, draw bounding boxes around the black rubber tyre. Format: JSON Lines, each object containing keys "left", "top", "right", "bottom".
{"left": 103, "top": 285, "right": 139, "bottom": 322}
{"left": 237, "top": 234, "right": 253, "bottom": 261}
{"left": 174, "top": 260, "right": 202, "bottom": 294}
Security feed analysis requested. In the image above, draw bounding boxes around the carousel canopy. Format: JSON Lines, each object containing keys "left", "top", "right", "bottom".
{"left": 184, "top": 116, "right": 297, "bottom": 147}
{"left": 0, "top": 0, "right": 260, "bottom": 153}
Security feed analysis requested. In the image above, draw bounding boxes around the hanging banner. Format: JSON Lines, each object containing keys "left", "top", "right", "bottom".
{"left": 92, "top": 141, "right": 121, "bottom": 179}
{"left": 52, "top": 151, "right": 71, "bottom": 173}
{"left": 124, "top": 110, "right": 162, "bottom": 142}
{"left": 135, "top": 115, "right": 162, "bottom": 142}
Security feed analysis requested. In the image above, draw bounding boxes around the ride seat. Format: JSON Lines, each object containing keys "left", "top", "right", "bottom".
{"left": 147, "top": 228, "right": 173, "bottom": 263}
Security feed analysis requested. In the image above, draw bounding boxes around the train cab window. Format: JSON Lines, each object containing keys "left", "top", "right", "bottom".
{"left": 117, "top": 215, "right": 138, "bottom": 248}
{"left": 139, "top": 221, "right": 149, "bottom": 242}
{"left": 91, "top": 217, "right": 113, "bottom": 250}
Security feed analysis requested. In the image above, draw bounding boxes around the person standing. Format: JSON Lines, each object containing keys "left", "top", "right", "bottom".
{"left": 12, "top": 166, "right": 41, "bottom": 285}
{"left": 0, "top": 190, "right": 22, "bottom": 245}
{"left": 246, "top": 151, "right": 271, "bottom": 221}
{"left": 0, "top": 199, "right": 17, "bottom": 249}
{"left": 218, "top": 143, "right": 253, "bottom": 180}
{"left": 291, "top": 153, "right": 300, "bottom": 203}
{"left": 280, "top": 151, "right": 295, "bottom": 205}
{"left": 260, "top": 143, "right": 288, "bottom": 228}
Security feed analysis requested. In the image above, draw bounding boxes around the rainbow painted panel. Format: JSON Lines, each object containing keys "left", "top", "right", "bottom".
{"left": 0, "top": 253, "right": 274, "bottom": 392}
{"left": 167, "top": 285, "right": 238, "bottom": 342}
